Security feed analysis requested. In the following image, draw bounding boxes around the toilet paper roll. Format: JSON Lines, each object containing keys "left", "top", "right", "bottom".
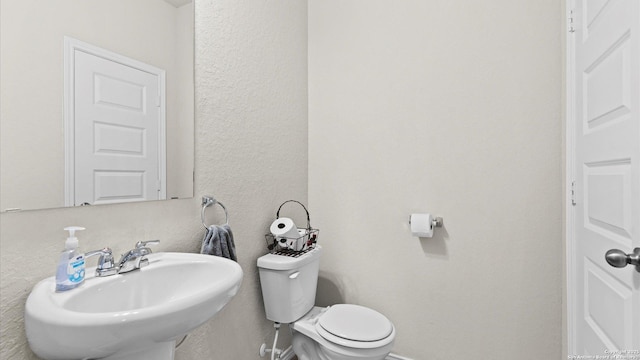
{"left": 270, "top": 217, "right": 300, "bottom": 246}
{"left": 410, "top": 213, "right": 434, "bottom": 238}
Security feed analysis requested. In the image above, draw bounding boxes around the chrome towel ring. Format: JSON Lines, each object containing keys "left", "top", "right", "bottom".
{"left": 201, "top": 195, "right": 229, "bottom": 229}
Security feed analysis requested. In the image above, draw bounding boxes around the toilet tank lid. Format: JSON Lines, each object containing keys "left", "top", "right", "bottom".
{"left": 257, "top": 246, "right": 322, "bottom": 270}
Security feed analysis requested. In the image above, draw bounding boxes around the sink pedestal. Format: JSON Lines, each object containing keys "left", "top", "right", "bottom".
{"left": 102, "top": 341, "right": 176, "bottom": 360}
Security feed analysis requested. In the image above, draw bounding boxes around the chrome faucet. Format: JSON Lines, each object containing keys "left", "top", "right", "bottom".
{"left": 117, "top": 240, "right": 160, "bottom": 273}
{"left": 85, "top": 247, "right": 118, "bottom": 277}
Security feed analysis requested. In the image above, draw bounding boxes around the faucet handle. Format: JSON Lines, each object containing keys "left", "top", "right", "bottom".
{"left": 85, "top": 247, "right": 118, "bottom": 277}
{"left": 135, "top": 240, "right": 160, "bottom": 249}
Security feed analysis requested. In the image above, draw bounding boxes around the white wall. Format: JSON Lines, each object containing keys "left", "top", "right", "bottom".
{"left": 0, "top": 0, "right": 193, "bottom": 210}
{"left": 308, "top": 1, "right": 563, "bottom": 359}
{"left": 167, "top": 2, "right": 196, "bottom": 199}
{"left": 0, "top": 0, "right": 308, "bottom": 359}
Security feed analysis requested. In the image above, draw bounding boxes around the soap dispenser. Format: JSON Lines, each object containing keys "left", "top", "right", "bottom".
{"left": 55, "top": 226, "right": 86, "bottom": 292}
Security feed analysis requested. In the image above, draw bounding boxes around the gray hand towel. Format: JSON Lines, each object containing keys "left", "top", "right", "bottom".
{"left": 220, "top": 224, "right": 237, "bottom": 261}
{"left": 201, "top": 225, "right": 222, "bottom": 256}
{"left": 201, "top": 224, "right": 237, "bottom": 261}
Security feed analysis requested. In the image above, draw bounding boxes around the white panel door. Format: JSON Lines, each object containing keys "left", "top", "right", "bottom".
{"left": 570, "top": 0, "right": 640, "bottom": 355}
{"left": 74, "top": 50, "right": 162, "bottom": 206}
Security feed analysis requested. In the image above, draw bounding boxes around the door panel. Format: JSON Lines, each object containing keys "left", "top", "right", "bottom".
{"left": 94, "top": 171, "right": 146, "bottom": 203}
{"left": 94, "top": 122, "right": 146, "bottom": 156}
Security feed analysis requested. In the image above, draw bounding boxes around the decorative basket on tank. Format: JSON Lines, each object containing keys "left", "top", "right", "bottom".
{"left": 265, "top": 200, "right": 319, "bottom": 254}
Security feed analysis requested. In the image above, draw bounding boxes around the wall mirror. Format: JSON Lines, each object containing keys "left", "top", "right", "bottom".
{"left": 0, "top": 0, "right": 194, "bottom": 212}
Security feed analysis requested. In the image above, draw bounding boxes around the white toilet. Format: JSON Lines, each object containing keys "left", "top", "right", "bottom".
{"left": 257, "top": 246, "right": 396, "bottom": 360}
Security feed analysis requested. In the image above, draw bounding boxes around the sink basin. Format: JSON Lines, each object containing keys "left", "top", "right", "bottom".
{"left": 25, "top": 252, "right": 243, "bottom": 360}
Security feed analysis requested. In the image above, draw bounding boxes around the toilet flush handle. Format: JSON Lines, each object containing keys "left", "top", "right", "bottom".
{"left": 289, "top": 272, "right": 300, "bottom": 279}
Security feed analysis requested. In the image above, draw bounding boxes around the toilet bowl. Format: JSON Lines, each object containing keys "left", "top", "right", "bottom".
{"left": 257, "top": 246, "right": 396, "bottom": 360}
{"left": 291, "top": 305, "right": 395, "bottom": 360}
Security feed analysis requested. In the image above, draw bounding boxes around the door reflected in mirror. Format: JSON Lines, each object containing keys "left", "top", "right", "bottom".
{"left": 0, "top": 0, "right": 194, "bottom": 212}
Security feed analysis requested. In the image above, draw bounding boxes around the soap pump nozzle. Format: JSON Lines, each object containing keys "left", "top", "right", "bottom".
{"left": 63, "top": 226, "right": 85, "bottom": 250}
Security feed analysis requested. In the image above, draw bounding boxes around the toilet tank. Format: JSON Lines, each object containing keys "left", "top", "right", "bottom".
{"left": 257, "top": 246, "right": 322, "bottom": 323}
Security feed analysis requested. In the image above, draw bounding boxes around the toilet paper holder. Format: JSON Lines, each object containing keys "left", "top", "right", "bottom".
{"left": 408, "top": 215, "right": 444, "bottom": 228}
{"left": 409, "top": 214, "right": 443, "bottom": 238}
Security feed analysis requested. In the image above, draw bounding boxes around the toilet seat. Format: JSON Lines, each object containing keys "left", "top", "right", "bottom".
{"left": 314, "top": 304, "right": 395, "bottom": 349}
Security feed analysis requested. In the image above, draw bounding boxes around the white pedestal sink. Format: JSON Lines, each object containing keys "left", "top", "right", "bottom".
{"left": 25, "top": 252, "right": 243, "bottom": 360}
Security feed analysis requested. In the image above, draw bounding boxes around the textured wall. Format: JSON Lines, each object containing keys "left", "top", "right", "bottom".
{"left": 0, "top": 0, "right": 308, "bottom": 359}
{"left": 308, "top": 0, "right": 563, "bottom": 359}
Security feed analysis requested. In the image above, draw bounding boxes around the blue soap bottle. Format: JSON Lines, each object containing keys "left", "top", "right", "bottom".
{"left": 55, "top": 226, "right": 86, "bottom": 292}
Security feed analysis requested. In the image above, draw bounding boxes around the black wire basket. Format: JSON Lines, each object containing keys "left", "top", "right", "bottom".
{"left": 264, "top": 200, "right": 319, "bottom": 253}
